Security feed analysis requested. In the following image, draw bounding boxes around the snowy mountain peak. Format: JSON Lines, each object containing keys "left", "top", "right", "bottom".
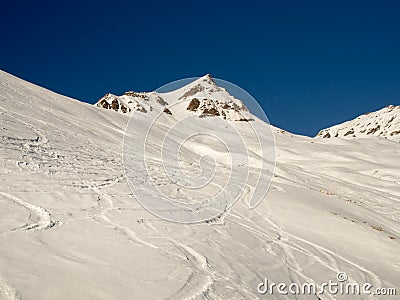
{"left": 199, "top": 73, "right": 217, "bottom": 85}
{"left": 95, "top": 75, "right": 254, "bottom": 121}
{"left": 182, "top": 73, "right": 217, "bottom": 88}
{"left": 316, "top": 104, "right": 400, "bottom": 141}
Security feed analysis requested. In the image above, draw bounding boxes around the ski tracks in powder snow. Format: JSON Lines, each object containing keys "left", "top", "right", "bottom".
{"left": 0, "top": 192, "right": 57, "bottom": 233}
{"left": 91, "top": 183, "right": 216, "bottom": 300}
{"left": 253, "top": 210, "right": 383, "bottom": 300}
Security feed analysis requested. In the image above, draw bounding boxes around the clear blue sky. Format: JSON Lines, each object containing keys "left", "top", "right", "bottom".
{"left": 1, "top": 0, "right": 399, "bottom": 136}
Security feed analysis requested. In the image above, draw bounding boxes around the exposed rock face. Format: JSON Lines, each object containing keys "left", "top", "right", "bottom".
{"left": 111, "top": 99, "right": 119, "bottom": 110}
{"left": 367, "top": 125, "right": 380, "bottom": 135}
{"left": 186, "top": 97, "right": 254, "bottom": 121}
{"left": 390, "top": 130, "right": 400, "bottom": 136}
{"left": 344, "top": 129, "right": 355, "bottom": 136}
{"left": 98, "top": 98, "right": 111, "bottom": 109}
{"left": 179, "top": 74, "right": 220, "bottom": 100}
{"left": 323, "top": 132, "right": 331, "bottom": 138}
{"left": 96, "top": 93, "right": 152, "bottom": 114}
{"left": 124, "top": 91, "right": 148, "bottom": 99}
{"left": 156, "top": 96, "right": 167, "bottom": 106}
{"left": 95, "top": 74, "right": 255, "bottom": 122}
{"left": 187, "top": 98, "right": 200, "bottom": 111}
{"left": 180, "top": 85, "right": 205, "bottom": 99}
{"left": 163, "top": 108, "right": 172, "bottom": 115}
{"left": 316, "top": 105, "right": 400, "bottom": 141}
{"left": 201, "top": 107, "right": 220, "bottom": 117}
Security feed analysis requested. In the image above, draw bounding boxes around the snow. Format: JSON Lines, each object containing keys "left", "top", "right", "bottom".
{"left": 96, "top": 74, "right": 254, "bottom": 121}
{"left": 0, "top": 70, "right": 399, "bottom": 299}
{"left": 316, "top": 105, "right": 400, "bottom": 141}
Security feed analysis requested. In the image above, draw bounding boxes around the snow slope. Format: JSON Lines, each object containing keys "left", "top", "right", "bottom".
{"left": 316, "top": 105, "right": 400, "bottom": 142}
{"left": 0, "top": 70, "right": 399, "bottom": 299}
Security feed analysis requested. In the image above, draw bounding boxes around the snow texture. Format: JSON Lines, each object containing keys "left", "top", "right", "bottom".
{"left": 0, "top": 70, "right": 399, "bottom": 299}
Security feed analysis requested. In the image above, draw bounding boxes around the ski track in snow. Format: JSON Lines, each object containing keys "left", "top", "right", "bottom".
{"left": 91, "top": 183, "right": 216, "bottom": 300}
{"left": 163, "top": 238, "right": 215, "bottom": 300}
{"left": 90, "top": 186, "right": 159, "bottom": 249}
{"left": 0, "top": 192, "right": 57, "bottom": 233}
{"left": 224, "top": 176, "right": 386, "bottom": 300}
{"left": 1, "top": 71, "right": 399, "bottom": 299}
{"left": 253, "top": 211, "right": 383, "bottom": 300}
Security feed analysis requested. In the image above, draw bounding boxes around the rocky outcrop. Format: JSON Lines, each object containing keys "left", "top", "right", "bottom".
{"left": 187, "top": 98, "right": 200, "bottom": 111}
{"left": 201, "top": 107, "right": 220, "bottom": 117}
{"left": 95, "top": 74, "right": 255, "bottom": 122}
{"left": 186, "top": 97, "right": 254, "bottom": 121}
{"left": 96, "top": 93, "right": 149, "bottom": 114}
{"left": 163, "top": 108, "right": 172, "bottom": 115}
{"left": 316, "top": 105, "right": 400, "bottom": 141}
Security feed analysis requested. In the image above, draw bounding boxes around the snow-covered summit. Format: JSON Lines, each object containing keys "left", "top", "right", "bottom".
{"left": 316, "top": 105, "right": 400, "bottom": 141}
{"left": 95, "top": 74, "right": 254, "bottom": 121}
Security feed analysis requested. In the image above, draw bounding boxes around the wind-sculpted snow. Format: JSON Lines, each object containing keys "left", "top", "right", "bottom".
{"left": 0, "top": 70, "right": 399, "bottom": 299}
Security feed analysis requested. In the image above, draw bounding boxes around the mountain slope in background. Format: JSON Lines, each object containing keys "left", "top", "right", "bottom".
{"left": 316, "top": 105, "right": 400, "bottom": 141}
{"left": 96, "top": 74, "right": 254, "bottom": 121}
{"left": 0, "top": 70, "right": 399, "bottom": 299}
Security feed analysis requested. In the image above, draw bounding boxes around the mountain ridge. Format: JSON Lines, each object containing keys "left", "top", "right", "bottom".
{"left": 95, "top": 74, "right": 254, "bottom": 122}
{"left": 316, "top": 104, "right": 400, "bottom": 142}
{"left": 94, "top": 73, "right": 400, "bottom": 140}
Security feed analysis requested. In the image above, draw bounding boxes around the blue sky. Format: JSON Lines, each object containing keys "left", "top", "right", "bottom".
{"left": 1, "top": 0, "right": 399, "bottom": 136}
